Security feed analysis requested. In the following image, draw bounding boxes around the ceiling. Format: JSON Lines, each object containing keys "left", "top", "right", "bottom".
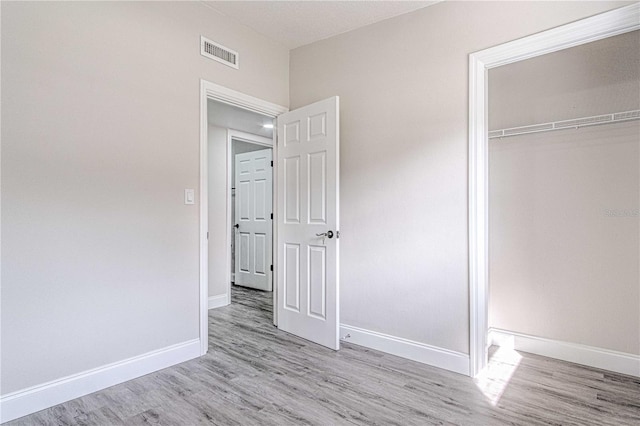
{"left": 208, "top": 99, "right": 274, "bottom": 138}
{"left": 202, "top": 1, "right": 440, "bottom": 49}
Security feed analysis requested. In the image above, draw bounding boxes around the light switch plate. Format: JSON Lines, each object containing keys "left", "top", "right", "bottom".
{"left": 184, "top": 189, "right": 195, "bottom": 205}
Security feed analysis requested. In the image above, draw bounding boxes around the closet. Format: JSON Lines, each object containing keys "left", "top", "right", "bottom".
{"left": 487, "top": 30, "right": 640, "bottom": 364}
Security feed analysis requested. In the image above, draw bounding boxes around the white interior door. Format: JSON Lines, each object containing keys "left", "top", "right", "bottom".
{"left": 234, "top": 148, "right": 273, "bottom": 291}
{"left": 276, "top": 97, "right": 340, "bottom": 350}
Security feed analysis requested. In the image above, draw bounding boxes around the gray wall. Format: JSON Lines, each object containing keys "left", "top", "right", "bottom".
{"left": 289, "top": 1, "right": 631, "bottom": 355}
{"left": 488, "top": 31, "right": 640, "bottom": 129}
{"left": 1, "top": 1, "right": 288, "bottom": 394}
{"left": 488, "top": 32, "right": 640, "bottom": 355}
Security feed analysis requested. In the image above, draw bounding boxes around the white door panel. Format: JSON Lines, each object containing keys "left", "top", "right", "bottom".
{"left": 276, "top": 97, "right": 339, "bottom": 350}
{"left": 235, "top": 148, "right": 272, "bottom": 291}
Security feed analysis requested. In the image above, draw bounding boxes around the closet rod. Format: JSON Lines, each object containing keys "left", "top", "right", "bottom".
{"left": 489, "top": 109, "right": 640, "bottom": 140}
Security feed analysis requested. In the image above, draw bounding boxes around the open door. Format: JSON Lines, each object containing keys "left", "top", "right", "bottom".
{"left": 276, "top": 97, "right": 340, "bottom": 350}
{"left": 234, "top": 148, "right": 273, "bottom": 291}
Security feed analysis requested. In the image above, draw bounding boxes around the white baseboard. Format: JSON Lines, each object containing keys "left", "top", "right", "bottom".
{"left": 340, "top": 324, "right": 470, "bottom": 376}
{"left": 0, "top": 339, "right": 200, "bottom": 424}
{"left": 208, "top": 294, "right": 229, "bottom": 310}
{"left": 488, "top": 328, "right": 640, "bottom": 377}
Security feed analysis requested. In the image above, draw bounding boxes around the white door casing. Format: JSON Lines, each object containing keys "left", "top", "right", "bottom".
{"left": 276, "top": 97, "right": 340, "bottom": 350}
{"left": 234, "top": 148, "right": 273, "bottom": 291}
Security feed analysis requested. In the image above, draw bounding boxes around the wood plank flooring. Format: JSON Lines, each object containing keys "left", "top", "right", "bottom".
{"left": 7, "top": 285, "right": 640, "bottom": 425}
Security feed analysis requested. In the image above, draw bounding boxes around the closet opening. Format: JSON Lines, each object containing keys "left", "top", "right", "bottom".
{"left": 468, "top": 4, "right": 639, "bottom": 379}
{"left": 478, "top": 30, "right": 639, "bottom": 402}
{"left": 486, "top": 30, "right": 639, "bottom": 374}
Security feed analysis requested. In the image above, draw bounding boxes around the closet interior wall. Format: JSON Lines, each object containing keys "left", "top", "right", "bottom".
{"left": 488, "top": 30, "right": 640, "bottom": 356}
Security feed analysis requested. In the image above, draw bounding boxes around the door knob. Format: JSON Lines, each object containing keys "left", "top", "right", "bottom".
{"left": 315, "top": 230, "right": 334, "bottom": 238}
{"left": 315, "top": 230, "right": 334, "bottom": 244}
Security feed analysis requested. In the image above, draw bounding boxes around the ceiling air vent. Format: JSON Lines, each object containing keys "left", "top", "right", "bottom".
{"left": 201, "top": 36, "right": 239, "bottom": 69}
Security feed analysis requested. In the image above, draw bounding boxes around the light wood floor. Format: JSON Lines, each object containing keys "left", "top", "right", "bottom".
{"left": 8, "top": 285, "right": 640, "bottom": 425}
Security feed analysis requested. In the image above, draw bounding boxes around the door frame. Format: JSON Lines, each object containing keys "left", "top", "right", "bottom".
{"left": 200, "top": 79, "right": 287, "bottom": 355}
{"left": 468, "top": 3, "right": 640, "bottom": 377}
{"left": 227, "top": 130, "right": 274, "bottom": 302}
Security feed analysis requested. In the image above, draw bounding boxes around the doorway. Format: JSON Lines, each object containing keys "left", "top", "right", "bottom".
{"left": 198, "top": 81, "right": 287, "bottom": 355}
{"left": 207, "top": 99, "right": 275, "bottom": 320}
{"left": 230, "top": 135, "right": 273, "bottom": 292}
{"left": 199, "top": 80, "right": 341, "bottom": 356}
{"left": 468, "top": 3, "right": 640, "bottom": 377}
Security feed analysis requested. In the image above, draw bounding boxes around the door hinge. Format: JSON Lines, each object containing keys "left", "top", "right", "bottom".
{"left": 270, "top": 160, "right": 273, "bottom": 167}
{"left": 207, "top": 232, "right": 209, "bottom": 240}
{"left": 270, "top": 265, "right": 273, "bottom": 271}
{"left": 270, "top": 213, "right": 273, "bottom": 220}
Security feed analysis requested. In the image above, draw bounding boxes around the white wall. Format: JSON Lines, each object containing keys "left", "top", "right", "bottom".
{"left": 488, "top": 32, "right": 640, "bottom": 355}
{"left": 1, "top": 1, "right": 288, "bottom": 396}
{"left": 208, "top": 125, "right": 229, "bottom": 299}
{"left": 289, "top": 1, "right": 631, "bottom": 356}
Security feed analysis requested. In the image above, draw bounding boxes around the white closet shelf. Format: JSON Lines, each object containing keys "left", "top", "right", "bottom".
{"left": 489, "top": 109, "right": 640, "bottom": 139}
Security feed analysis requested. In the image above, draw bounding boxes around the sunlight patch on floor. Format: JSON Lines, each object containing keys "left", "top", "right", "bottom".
{"left": 474, "top": 345, "right": 522, "bottom": 406}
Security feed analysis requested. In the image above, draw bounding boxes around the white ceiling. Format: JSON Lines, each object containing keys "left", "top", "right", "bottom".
{"left": 203, "top": 1, "right": 440, "bottom": 49}
{"left": 208, "top": 99, "right": 274, "bottom": 138}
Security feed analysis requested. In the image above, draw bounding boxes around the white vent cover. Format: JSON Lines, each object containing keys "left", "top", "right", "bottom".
{"left": 201, "top": 36, "right": 239, "bottom": 69}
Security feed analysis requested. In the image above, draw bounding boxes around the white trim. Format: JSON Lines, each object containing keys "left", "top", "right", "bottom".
{"left": 225, "top": 128, "right": 233, "bottom": 306}
{"left": 208, "top": 294, "right": 229, "bottom": 310}
{"left": 478, "top": 5, "right": 640, "bottom": 70}
{"left": 228, "top": 129, "right": 273, "bottom": 147}
{"left": 489, "top": 329, "right": 640, "bottom": 378}
{"left": 271, "top": 127, "right": 279, "bottom": 327}
{"left": 199, "top": 80, "right": 210, "bottom": 356}
{"left": 200, "top": 79, "right": 287, "bottom": 348}
{"left": 202, "top": 80, "right": 288, "bottom": 117}
{"left": 0, "top": 339, "right": 200, "bottom": 424}
{"left": 468, "top": 3, "right": 640, "bottom": 378}
{"left": 340, "top": 324, "right": 470, "bottom": 376}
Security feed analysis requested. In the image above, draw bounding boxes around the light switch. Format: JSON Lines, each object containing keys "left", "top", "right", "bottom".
{"left": 185, "top": 189, "right": 195, "bottom": 205}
